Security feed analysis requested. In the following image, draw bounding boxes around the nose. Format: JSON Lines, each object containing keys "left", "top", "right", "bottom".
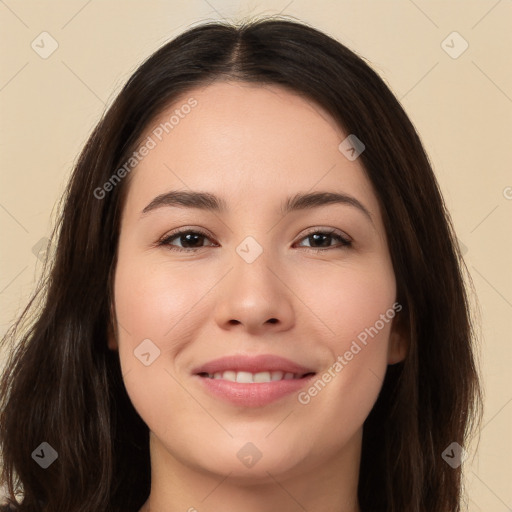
{"left": 213, "top": 248, "right": 295, "bottom": 336}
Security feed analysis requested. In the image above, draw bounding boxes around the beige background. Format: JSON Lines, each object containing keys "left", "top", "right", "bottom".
{"left": 1, "top": 0, "right": 511, "bottom": 509}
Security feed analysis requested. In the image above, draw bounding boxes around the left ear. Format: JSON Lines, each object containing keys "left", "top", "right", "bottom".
{"left": 387, "top": 311, "right": 409, "bottom": 364}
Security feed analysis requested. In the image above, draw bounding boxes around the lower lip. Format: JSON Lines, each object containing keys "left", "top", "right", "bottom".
{"left": 195, "top": 374, "right": 316, "bottom": 407}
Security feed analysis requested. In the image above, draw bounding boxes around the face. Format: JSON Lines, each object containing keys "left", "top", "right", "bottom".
{"left": 110, "top": 81, "right": 406, "bottom": 482}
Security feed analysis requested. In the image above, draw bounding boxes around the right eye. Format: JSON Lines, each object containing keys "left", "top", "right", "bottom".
{"left": 157, "top": 229, "right": 217, "bottom": 252}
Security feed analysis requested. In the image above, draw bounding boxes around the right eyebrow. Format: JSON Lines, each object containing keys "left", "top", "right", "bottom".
{"left": 141, "top": 190, "right": 227, "bottom": 216}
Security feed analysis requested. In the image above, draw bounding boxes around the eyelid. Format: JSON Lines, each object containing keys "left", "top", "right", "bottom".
{"left": 297, "top": 226, "right": 352, "bottom": 243}
{"left": 156, "top": 227, "right": 216, "bottom": 248}
{"left": 292, "top": 227, "right": 352, "bottom": 252}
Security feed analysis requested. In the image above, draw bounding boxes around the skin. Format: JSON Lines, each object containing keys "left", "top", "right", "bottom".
{"left": 108, "top": 81, "right": 407, "bottom": 512}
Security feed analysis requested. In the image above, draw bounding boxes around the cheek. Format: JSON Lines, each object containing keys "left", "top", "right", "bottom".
{"left": 114, "top": 255, "right": 199, "bottom": 342}
{"left": 299, "top": 258, "right": 396, "bottom": 350}
{"left": 292, "top": 260, "right": 396, "bottom": 426}
{"left": 112, "top": 250, "right": 205, "bottom": 397}
{"left": 112, "top": 254, "right": 205, "bottom": 436}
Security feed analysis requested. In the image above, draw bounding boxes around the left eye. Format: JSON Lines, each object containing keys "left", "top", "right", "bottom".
{"left": 296, "top": 229, "right": 352, "bottom": 252}
{"left": 158, "top": 228, "right": 352, "bottom": 253}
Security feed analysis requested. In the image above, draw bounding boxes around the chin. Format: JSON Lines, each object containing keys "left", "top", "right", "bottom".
{"left": 182, "top": 435, "right": 316, "bottom": 482}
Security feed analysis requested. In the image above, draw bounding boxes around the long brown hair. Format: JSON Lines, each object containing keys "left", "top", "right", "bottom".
{"left": 0, "top": 16, "right": 482, "bottom": 512}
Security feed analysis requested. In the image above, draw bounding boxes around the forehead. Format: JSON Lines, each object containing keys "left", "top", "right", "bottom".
{"left": 122, "top": 81, "right": 380, "bottom": 220}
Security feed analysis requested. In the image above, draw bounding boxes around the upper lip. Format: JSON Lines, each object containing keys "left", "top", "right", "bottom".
{"left": 192, "top": 354, "right": 316, "bottom": 376}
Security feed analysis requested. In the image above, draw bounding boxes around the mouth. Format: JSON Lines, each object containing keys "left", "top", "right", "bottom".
{"left": 197, "top": 370, "right": 315, "bottom": 383}
{"left": 192, "top": 354, "right": 317, "bottom": 407}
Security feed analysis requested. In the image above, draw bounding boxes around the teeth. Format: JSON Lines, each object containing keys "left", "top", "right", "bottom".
{"left": 271, "top": 371, "right": 284, "bottom": 381}
{"left": 236, "top": 371, "right": 253, "bottom": 383}
{"left": 221, "top": 370, "right": 236, "bottom": 382}
{"left": 253, "top": 371, "right": 271, "bottom": 382}
{"left": 208, "top": 370, "right": 300, "bottom": 383}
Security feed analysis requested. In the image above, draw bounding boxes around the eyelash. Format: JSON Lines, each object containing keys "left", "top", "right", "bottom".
{"left": 157, "top": 227, "right": 352, "bottom": 253}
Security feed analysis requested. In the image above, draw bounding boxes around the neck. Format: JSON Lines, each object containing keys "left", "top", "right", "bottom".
{"left": 140, "top": 429, "right": 363, "bottom": 512}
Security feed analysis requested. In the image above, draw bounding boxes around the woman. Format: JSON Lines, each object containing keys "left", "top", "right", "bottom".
{"left": 0, "top": 16, "right": 482, "bottom": 512}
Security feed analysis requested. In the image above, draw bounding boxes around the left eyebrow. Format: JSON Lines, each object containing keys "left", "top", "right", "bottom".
{"left": 140, "top": 190, "right": 373, "bottom": 224}
{"left": 282, "top": 191, "right": 373, "bottom": 224}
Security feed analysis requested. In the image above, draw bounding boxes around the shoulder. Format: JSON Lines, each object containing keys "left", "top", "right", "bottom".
{"left": 0, "top": 504, "right": 17, "bottom": 511}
